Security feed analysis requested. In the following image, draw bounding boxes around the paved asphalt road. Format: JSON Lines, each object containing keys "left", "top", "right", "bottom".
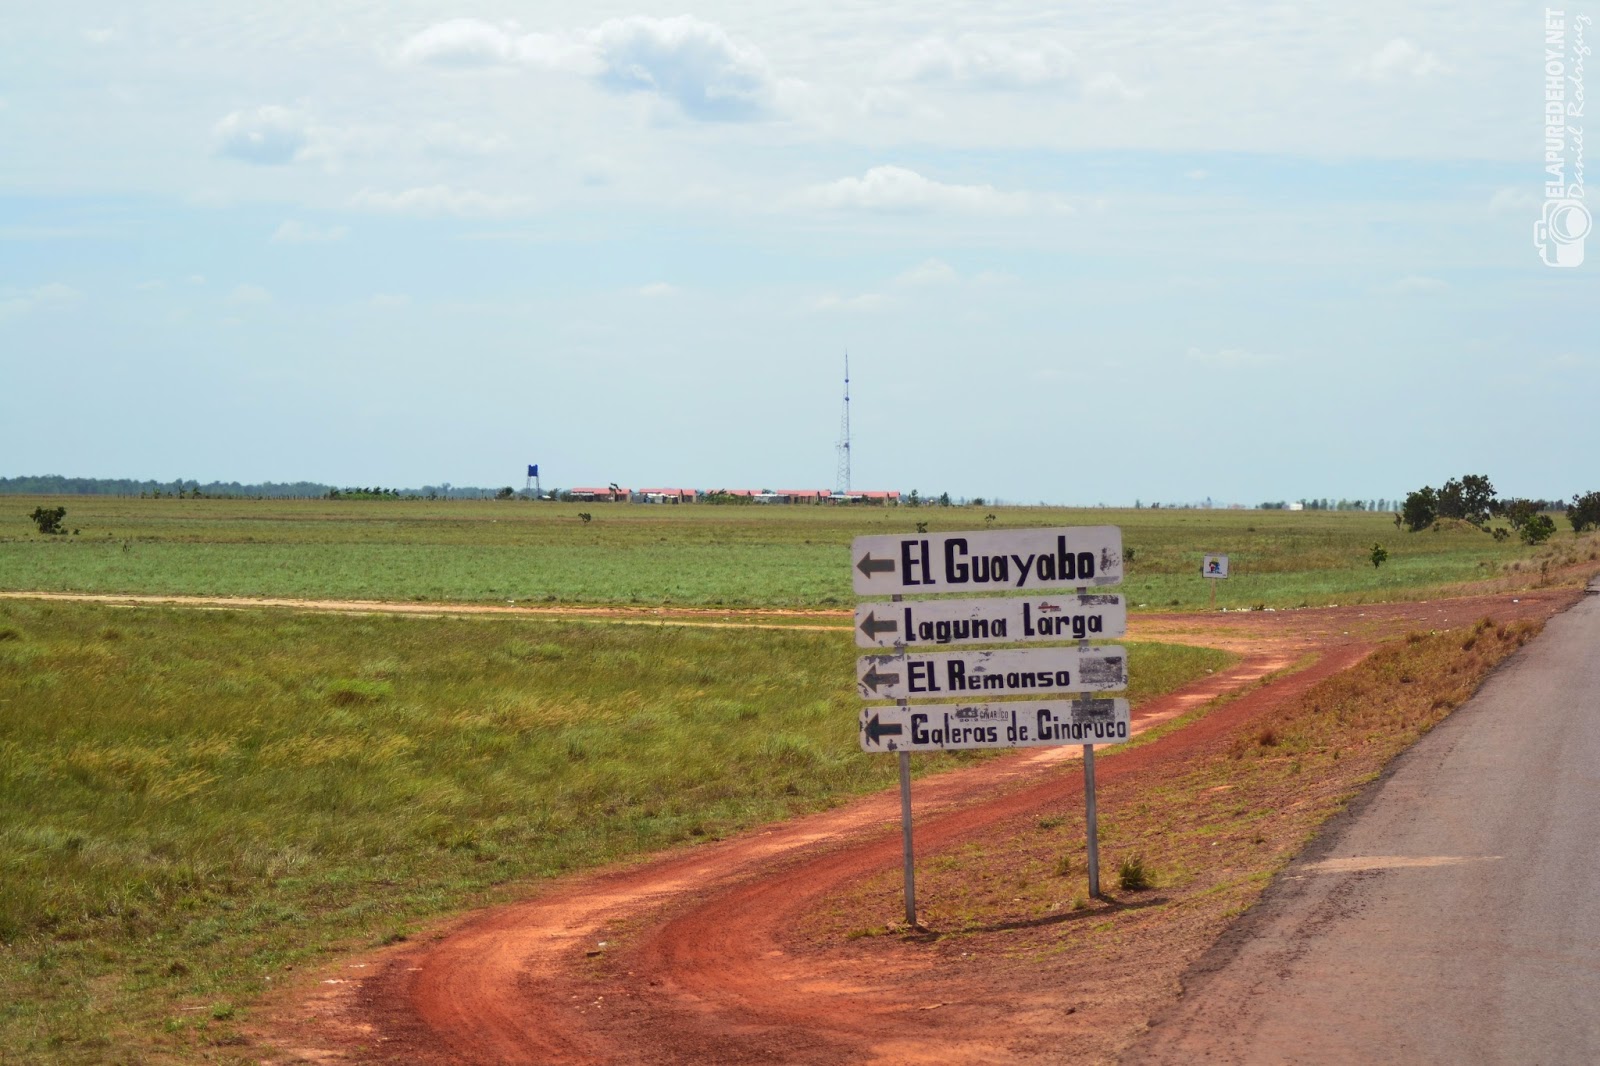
{"left": 1130, "top": 578, "right": 1600, "bottom": 1064}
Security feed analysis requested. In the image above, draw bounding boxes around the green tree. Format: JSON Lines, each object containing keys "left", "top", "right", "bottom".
{"left": 1437, "top": 474, "right": 1496, "bottom": 525}
{"left": 1370, "top": 543, "right": 1389, "bottom": 568}
{"left": 1567, "top": 491, "right": 1600, "bottom": 533}
{"left": 1521, "top": 513, "right": 1557, "bottom": 544}
{"left": 1500, "top": 498, "right": 1540, "bottom": 531}
{"left": 1401, "top": 487, "right": 1438, "bottom": 532}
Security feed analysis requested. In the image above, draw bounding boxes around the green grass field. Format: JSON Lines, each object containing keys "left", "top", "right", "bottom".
{"left": 0, "top": 496, "right": 1574, "bottom": 610}
{"left": 0, "top": 598, "right": 1230, "bottom": 1062}
{"left": 1, "top": 496, "right": 1590, "bottom": 1061}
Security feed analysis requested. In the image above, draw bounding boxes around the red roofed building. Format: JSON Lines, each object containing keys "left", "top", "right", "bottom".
{"left": 569, "top": 486, "right": 630, "bottom": 502}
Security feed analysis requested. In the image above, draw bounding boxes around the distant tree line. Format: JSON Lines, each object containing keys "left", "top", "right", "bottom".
{"left": 0, "top": 475, "right": 334, "bottom": 498}
{"left": 0, "top": 475, "right": 509, "bottom": 500}
{"left": 1259, "top": 499, "right": 1399, "bottom": 511}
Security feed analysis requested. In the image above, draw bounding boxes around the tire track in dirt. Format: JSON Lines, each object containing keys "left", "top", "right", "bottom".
{"left": 262, "top": 646, "right": 1328, "bottom": 1065}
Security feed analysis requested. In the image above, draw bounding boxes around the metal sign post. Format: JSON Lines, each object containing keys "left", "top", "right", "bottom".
{"left": 1084, "top": 744, "right": 1101, "bottom": 899}
{"left": 892, "top": 594, "right": 917, "bottom": 928}
{"left": 898, "top": 745, "right": 916, "bottom": 926}
{"left": 1079, "top": 587, "right": 1101, "bottom": 899}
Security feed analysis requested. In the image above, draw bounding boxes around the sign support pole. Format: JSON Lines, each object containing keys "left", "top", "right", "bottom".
{"left": 898, "top": 744, "right": 916, "bottom": 926}
{"left": 1079, "top": 586, "right": 1102, "bottom": 900}
{"left": 1084, "top": 744, "right": 1101, "bottom": 899}
{"left": 892, "top": 592, "right": 917, "bottom": 928}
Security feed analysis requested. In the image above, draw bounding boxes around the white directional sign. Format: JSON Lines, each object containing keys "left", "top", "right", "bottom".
{"left": 859, "top": 698, "right": 1131, "bottom": 753}
{"left": 854, "top": 593, "right": 1126, "bottom": 649}
{"left": 857, "top": 646, "right": 1127, "bottom": 701}
{"left": 1202, "top": 553, "right": 1229, "bottom": 579}
{"left": 851, "top": 527, "right": 1123, "bottom": 596}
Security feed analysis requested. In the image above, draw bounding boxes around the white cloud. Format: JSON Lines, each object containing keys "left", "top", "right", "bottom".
{"left": 397, "top": 16, "right": 784, "bottom": 121}
{"left": 0, "top": 283, "right": 82, "bottom": 322}
{"left": 878, "top": 35, "right": 1137, "bottom": 99}
{"left": 352, "top": 185, "right": 530, "bottom": 217}
{"left": 1084, "top": 72, "right": 1143, "bottom": 101}
{"left": 421, "top": 126, "right": 512, "bottom": 159}
{"left": 806, "top": 166, "right": 1034, "bottom": 214}
{"left": 396, "top": 19, "right": 522, "bottom": 68}
{"left": 638, "top": 282, "right": 678, "bottom": 297}
{"left": 213, "top": 106, "right": 309, "bottom": 165}
{"left": 856, "top": 87, "right": 943, "bottom": 121}
{"left": 894, "top": 259, "right": 959, "bottom": 287}
{"left": 1387, "top": 274, "right": 1450, "bottom": 294}
{"left": 815, "top": 292, "right": 887, "bottom": 312}
{"left": 1185, "top": 346, "right": 1276, "bottom": 368}
{"left": 369, "top": 293, "right": 411, "bottom": 309}
{"left": 227, "top": 284, "right": 272, "bottom": 306}
{"left": 1353, "top": 38, "right": 1445, "bottom": 82}
{"left": 1185, "top": 169, "right": 1209, "bottom": 181}
{"left": 589, "top": 16, "right": 782, "bottom": 120}
{"left": 881, "top": 35, "right": 1076, "bottom": 88}
{"left": 270, "top": 220, "right": 349, "bottom": 245}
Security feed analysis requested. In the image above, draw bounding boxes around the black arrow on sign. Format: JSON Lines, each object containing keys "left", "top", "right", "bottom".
{"left": 858, "top": 611, "right": 899, "bottom": 641}
{"left": 860, "top": 662, "right": 901, "bottom": 693}
{"left": 863, "top": 713, "right": 904, "bottom": 745}
{"left": 855, "top": 553, "right": 895, "bottom": 580}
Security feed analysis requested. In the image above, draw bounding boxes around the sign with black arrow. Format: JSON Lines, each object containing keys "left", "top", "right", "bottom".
{"left": 857, "top": 646, "right": 1126, "bottom": 701}
{"left": 859, "top": 699, "right": 1131, "bottom": 752}
{"left": 851, "top": 526, "right": 1123, "bottom": 596}
{"left": 861, "top": 711, "right": 904, "bottom": 745}
{"left": 853, "top": 594, "right": 1126, "bottom": 649}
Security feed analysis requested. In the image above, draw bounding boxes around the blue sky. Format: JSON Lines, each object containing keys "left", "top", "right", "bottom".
{"left": 1, "top": 1, "right": 1595, "bottom": 504}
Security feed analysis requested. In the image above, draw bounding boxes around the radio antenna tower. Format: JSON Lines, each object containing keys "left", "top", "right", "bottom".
{"left": 835, "top": 352, "right": 852, "bottom": 495}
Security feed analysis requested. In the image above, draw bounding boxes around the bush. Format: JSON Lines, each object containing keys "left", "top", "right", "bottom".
{"left": 1521, "top": 513, "right": 1557, "bottom": 545}
{"left": 28, "top": 506, "right": 67, "bottom": 535}
{"left": 1370, "top": 543, "right": 1389, "bottom": 568}
{"left": 1568, "top": 491, "right": 1600, "bottom": 533}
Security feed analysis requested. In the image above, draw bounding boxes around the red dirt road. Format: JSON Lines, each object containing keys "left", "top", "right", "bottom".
{"left": 241, "top": 587, "right": 1583, "bottom": 1065}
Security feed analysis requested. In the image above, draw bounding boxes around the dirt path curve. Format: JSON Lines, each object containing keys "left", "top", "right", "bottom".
{"left": 0, "top": 591, "right": 846, "bottom": 631}
{"left": 240, "top": 588, "right": 1578, "bottom": 1065}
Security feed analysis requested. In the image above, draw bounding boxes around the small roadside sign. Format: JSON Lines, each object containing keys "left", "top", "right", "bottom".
{"left": 857, "top": 646, "right": 1127, "bottom": 701}
{"left": 1202, "top": 553, "right": 1229, "bottom": 579}
{"left": 851, "top": 527, "right": 1123, "bottom": 596}
{"left": 859, "top": 698, "right": 1131, "bottom": 753}
{"left": 853, "top": 593, "right": 1126, "bottom": 649}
